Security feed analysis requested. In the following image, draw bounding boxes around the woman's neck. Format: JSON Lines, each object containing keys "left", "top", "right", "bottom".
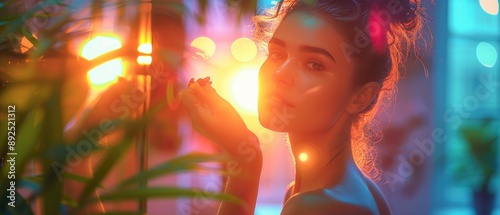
{"left": 288, "top": 114, "right": 354, "bottom": 194}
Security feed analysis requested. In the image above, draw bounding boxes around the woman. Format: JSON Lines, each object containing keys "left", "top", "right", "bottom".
{"left": 180, "top": 0, "right": 427, "bottom": 214}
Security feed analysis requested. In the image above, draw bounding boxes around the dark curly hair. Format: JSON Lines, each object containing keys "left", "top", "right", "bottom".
{"left": 253, "top": 0, "right": 430, "bottom": 179}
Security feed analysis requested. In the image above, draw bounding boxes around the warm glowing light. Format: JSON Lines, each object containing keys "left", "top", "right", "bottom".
{"left": 190, "top": 36, "right": 216, "bottom": 59}
{"left": 81, "top": 36, "right": 124, "bottom": 87}
{"left": 299, "top": 153, "right": 308, "bottom": 162}
{"left": 87, "top": 58, "right": 124, "bottom": 86}
{"left": 137, "top": 55, "right": 152, "bottom": 65}
{"left": 81, "top": 36, "right": 122, "bottom": 60}
{"left": 479, "top": 0, "right": 499, "bottom": 15}
{"left": 476, "top": 42, "right": 498, "bottom": 68}
{"left": 20, "top": 34, "right": 37, "bottom": 53}
{"left": 231, "top": 69, "right": 259, "bottom": 113}
{"left": 138, "top": 43, "right": 152, "bottom": 54}
{"left": 231, "top": 37, "right": 258, "bottom": 62}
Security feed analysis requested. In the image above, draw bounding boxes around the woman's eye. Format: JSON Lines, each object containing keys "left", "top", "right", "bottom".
{"left": 306, "top": 61, "right": 324, "bottom": 71}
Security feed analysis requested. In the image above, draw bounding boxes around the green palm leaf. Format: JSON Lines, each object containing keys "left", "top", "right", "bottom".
{"left": 116, "top": 153, "right": 227, "bottom": 189}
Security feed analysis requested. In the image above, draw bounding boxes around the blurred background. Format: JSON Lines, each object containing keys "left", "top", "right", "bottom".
{"left": 0, "top": 0, "right": 499, "bottom": 215}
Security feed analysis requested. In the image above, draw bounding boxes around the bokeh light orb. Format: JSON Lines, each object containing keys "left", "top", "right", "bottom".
{"left": 81, "top": 36, "right": 124, "bottom": 87}
{"left": 138, "top": 43, "right": 152, "bottom": 54}
{"left": 231, "top": 68, "right": 259, "bottom": 114}
{"left": 20, "top": 34, "right": 37, "bottom": 53}
{"left": 479, "top": 0, "right": 499, "bottom": 15}
{"left": 299, "top": 153, "right": 308, "bottom": 162}
{"left": 81, "top": 36, "right": 122, "bottom": 60}
{"left": 231, "top": 37, "right": 258, "bottom": 62}
{"left": 190, "top": 36, "right": 216, "bottom": 59}
{"left": 137, "top": 55, "right": 152, "bottom": 65}
{"left": 476, "top": 42, "right": 498, "bottom": 68}
{"left": 87, "top": 58, "right": 124, "bottom": 86}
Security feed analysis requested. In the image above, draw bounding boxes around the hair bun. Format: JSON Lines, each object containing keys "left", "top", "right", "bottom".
{"left": 391, "top": 0, "right": 423, "bottom": 31}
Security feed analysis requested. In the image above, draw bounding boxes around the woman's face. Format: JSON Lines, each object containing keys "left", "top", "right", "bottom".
{"left": 258, "top": 11, "right": 357, "bottom": 133}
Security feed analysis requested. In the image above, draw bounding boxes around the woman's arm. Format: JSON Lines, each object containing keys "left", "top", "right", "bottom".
{"left": 217, "top": 133, "right": 262, "bottom": 215}
{"left": 63, "top": 79, "right": 143, "bottom": 214}
{"left": 180, "top": 78, "right": 263, "bottom": 215}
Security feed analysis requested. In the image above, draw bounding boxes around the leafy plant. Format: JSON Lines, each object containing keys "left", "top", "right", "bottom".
{"left": 0, "top": 0, "right": 258, "bottom": 214}
{"left": 453, "top": 118, "right": 499, "bottom": 193}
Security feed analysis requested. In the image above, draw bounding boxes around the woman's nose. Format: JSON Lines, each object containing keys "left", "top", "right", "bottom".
{"left": 272, "top": 59, "right": 294, "bottom": 86}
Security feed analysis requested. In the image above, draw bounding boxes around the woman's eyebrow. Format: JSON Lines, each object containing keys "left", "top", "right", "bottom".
{"left": 299, "top": 45, "right": 336, "bottom": 62}
{"left": 269, "top": 38, "right": 286, "bottom": 47}
{"left": 269, "top": 38, "right": 336, "bottom": 62}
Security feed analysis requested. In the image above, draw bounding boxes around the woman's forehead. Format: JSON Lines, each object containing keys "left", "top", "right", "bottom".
{"left": 271, "top": 11, "right": 349, "bottom": 63}
{"left": 273, "top": 11, "right": 345, "bottom": 45}
{"left": 294, "top": 11, "right": 323, "bottom": 29}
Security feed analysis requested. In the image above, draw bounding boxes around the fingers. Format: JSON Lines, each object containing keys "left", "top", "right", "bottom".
{"left": 184, "top": 76, "right": 216, "bottom": 99}
{"left": 180, "top": 76, "right": 229, "bottom": 115}
{"left": 179, "top": 87, "right": 202, "bottom": 117}
{"left": 179, "top": 77, "right": 251, "bottom": 147}
{"left": 188, "top": 77, "right": 212, "bottom": 87}
{"left": 179, "top": 83, "right": 217, "bottom": 138}
{"left": 193, "top": 83, "right": 226, "bottom": 112}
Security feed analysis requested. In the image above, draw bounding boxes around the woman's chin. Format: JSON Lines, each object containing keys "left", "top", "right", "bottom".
{"left": 258, "top": 111, "right": 290, "bottom": 132}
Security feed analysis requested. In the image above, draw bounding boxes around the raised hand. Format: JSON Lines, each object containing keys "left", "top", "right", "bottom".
{"left": 179, "top": 77, "right": 262, "bottom": 215}
{"left": 179, "top": 77, "right": 260, "bottom": 162}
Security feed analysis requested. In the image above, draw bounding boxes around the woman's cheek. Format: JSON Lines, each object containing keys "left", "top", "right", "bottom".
{"left": 297, "top": 90, "right": 346, "bottom": 131}
{"left": 258, "top": 61, "right": 274, "bottom": 87}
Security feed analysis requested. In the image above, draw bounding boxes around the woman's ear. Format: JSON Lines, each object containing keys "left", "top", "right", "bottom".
{"left": 346, "top": 82, "right": 380, "bottom": 114}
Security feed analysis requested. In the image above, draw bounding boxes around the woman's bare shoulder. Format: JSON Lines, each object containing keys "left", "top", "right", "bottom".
{"left": 281, "top": 177, "right": 391, "bottom": 215}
